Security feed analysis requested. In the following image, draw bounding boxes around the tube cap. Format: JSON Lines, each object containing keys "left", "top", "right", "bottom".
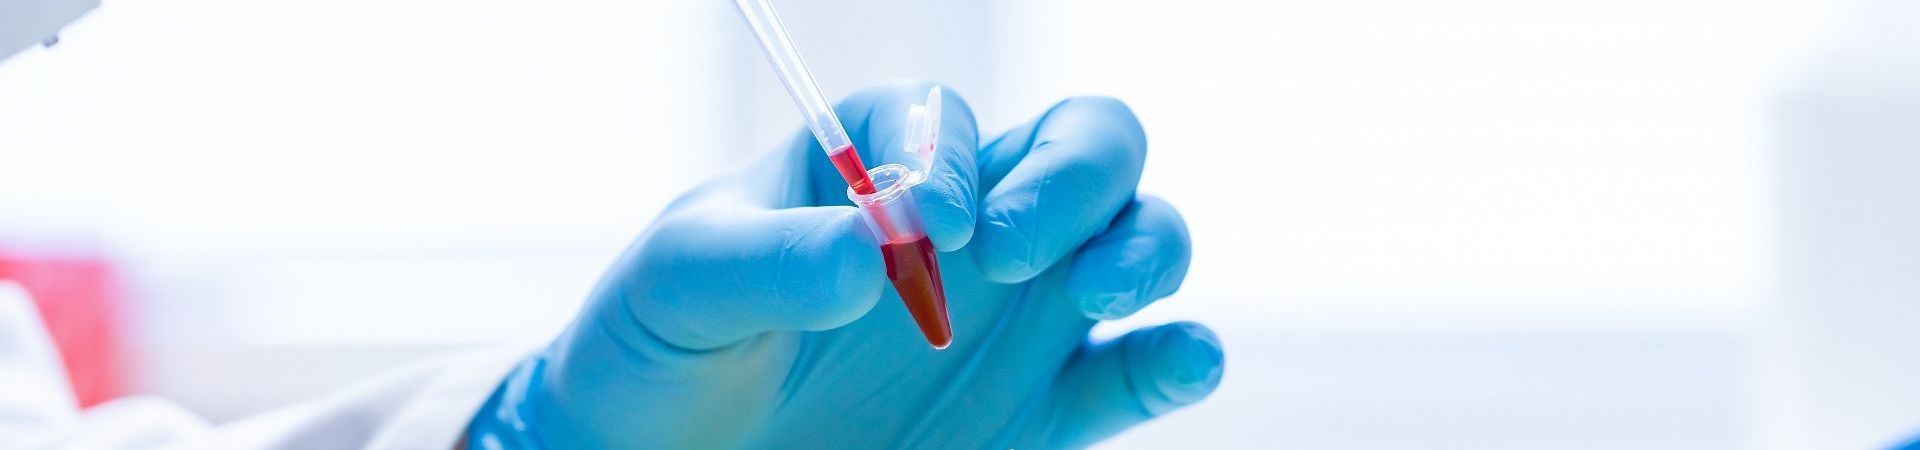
{"left": 901, "top": 86, "right": 942, "bottom": 183}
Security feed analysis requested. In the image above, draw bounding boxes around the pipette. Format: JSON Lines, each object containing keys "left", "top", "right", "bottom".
{"left": 732, "top": 0, "right": 953, "bottom": 349}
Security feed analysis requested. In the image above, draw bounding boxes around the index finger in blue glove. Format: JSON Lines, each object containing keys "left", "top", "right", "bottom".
{"left": 614, "top": 166, "right": 887, "bottom": 351}
{"left": 805, "top": 82, "right": 981, "bottom": 252}
{"left": 610, "top": 83, "right": 979, "bottom": 352}
{"left": 973, "top": 97, "right": 1148, "bottom": 283}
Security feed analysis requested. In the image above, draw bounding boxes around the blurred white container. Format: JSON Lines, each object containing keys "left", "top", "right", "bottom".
{"left": 1764, "top": 0, "right": 1920, "bottom": 448}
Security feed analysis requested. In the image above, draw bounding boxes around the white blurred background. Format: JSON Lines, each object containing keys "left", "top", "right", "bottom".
{"left": 2, "top": 0, "right": 1917, "bottom": 448}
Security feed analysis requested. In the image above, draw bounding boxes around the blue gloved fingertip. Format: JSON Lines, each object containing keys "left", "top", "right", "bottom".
{"left": 1148, "top": 322, "right": 1224, "bottom": 401}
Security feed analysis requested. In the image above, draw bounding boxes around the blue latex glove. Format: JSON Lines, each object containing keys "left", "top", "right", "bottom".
{"left": 467, "top": 83, "right": 1223, "bottom": 449}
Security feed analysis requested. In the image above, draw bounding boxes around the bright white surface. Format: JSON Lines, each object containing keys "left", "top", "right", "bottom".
{"left": 1106, "top": 318, "right": 1749, "bottom": 450}
{"left": 1007, "top": 0, "right": 1811, "bottom": 316}
{"left": 0, "top": 0, "right": 735, "bottom": 345}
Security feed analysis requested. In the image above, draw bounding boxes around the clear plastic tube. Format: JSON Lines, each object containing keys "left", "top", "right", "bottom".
{"left": 731, "top": 0, "right": 952, "bottom": 349}
{"left": 731, "top": 0, "right": 854, "bottom": 155}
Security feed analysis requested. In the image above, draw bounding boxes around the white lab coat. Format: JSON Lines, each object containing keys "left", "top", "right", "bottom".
{"left": 0, "top": 282, "right": 524, "bottom": 450}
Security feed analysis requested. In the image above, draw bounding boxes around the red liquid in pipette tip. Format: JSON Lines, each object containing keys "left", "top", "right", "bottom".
{"left": 827, "top": 144, "right": 952, "bottom": 349}
{"left": 828, "top": 145, "right": 877, "bottom": 195}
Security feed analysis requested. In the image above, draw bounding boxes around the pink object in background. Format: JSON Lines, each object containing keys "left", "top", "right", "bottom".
{"left": 0, "top": 249, "right": 126, "bottom": 407}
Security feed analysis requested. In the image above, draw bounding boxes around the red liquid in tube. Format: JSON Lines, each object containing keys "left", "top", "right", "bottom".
{"left": 829, "top": 144, "right": 952, "bottom": 348}
{"left": 880, "top": 236, "right": 951, "bottom": 348}
{"left": 828, "top": 145, "right": 876, "bottom": 195}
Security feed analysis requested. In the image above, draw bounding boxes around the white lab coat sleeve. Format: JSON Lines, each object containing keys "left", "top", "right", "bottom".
{"left": 4, "top": 283, "right": 221, "bottom": 450}
{"left": 5, "top": 281, "right": 535, "bottom": 450}
{"left": 0, "top": 282, "right": 78, "bottom": 435}
{"left": 169, "top": 346, "right": 533, "bottom": 450}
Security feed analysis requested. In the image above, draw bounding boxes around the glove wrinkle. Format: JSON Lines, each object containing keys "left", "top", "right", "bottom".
{"left": 609, "top": 291, "right": 731, "bottom": 370}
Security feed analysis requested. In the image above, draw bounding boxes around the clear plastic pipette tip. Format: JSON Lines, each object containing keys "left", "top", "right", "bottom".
{"left": 731, "top": 0, "right": 854, "bottom": 156}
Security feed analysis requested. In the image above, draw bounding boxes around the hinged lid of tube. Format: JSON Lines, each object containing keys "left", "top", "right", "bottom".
{"left": 901, "top": 86, "right": 942, "bottom": 183}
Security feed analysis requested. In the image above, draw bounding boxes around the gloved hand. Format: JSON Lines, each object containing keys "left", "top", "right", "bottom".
{"left": 467, "top": 82, "right": 1224, "bottom": 449}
